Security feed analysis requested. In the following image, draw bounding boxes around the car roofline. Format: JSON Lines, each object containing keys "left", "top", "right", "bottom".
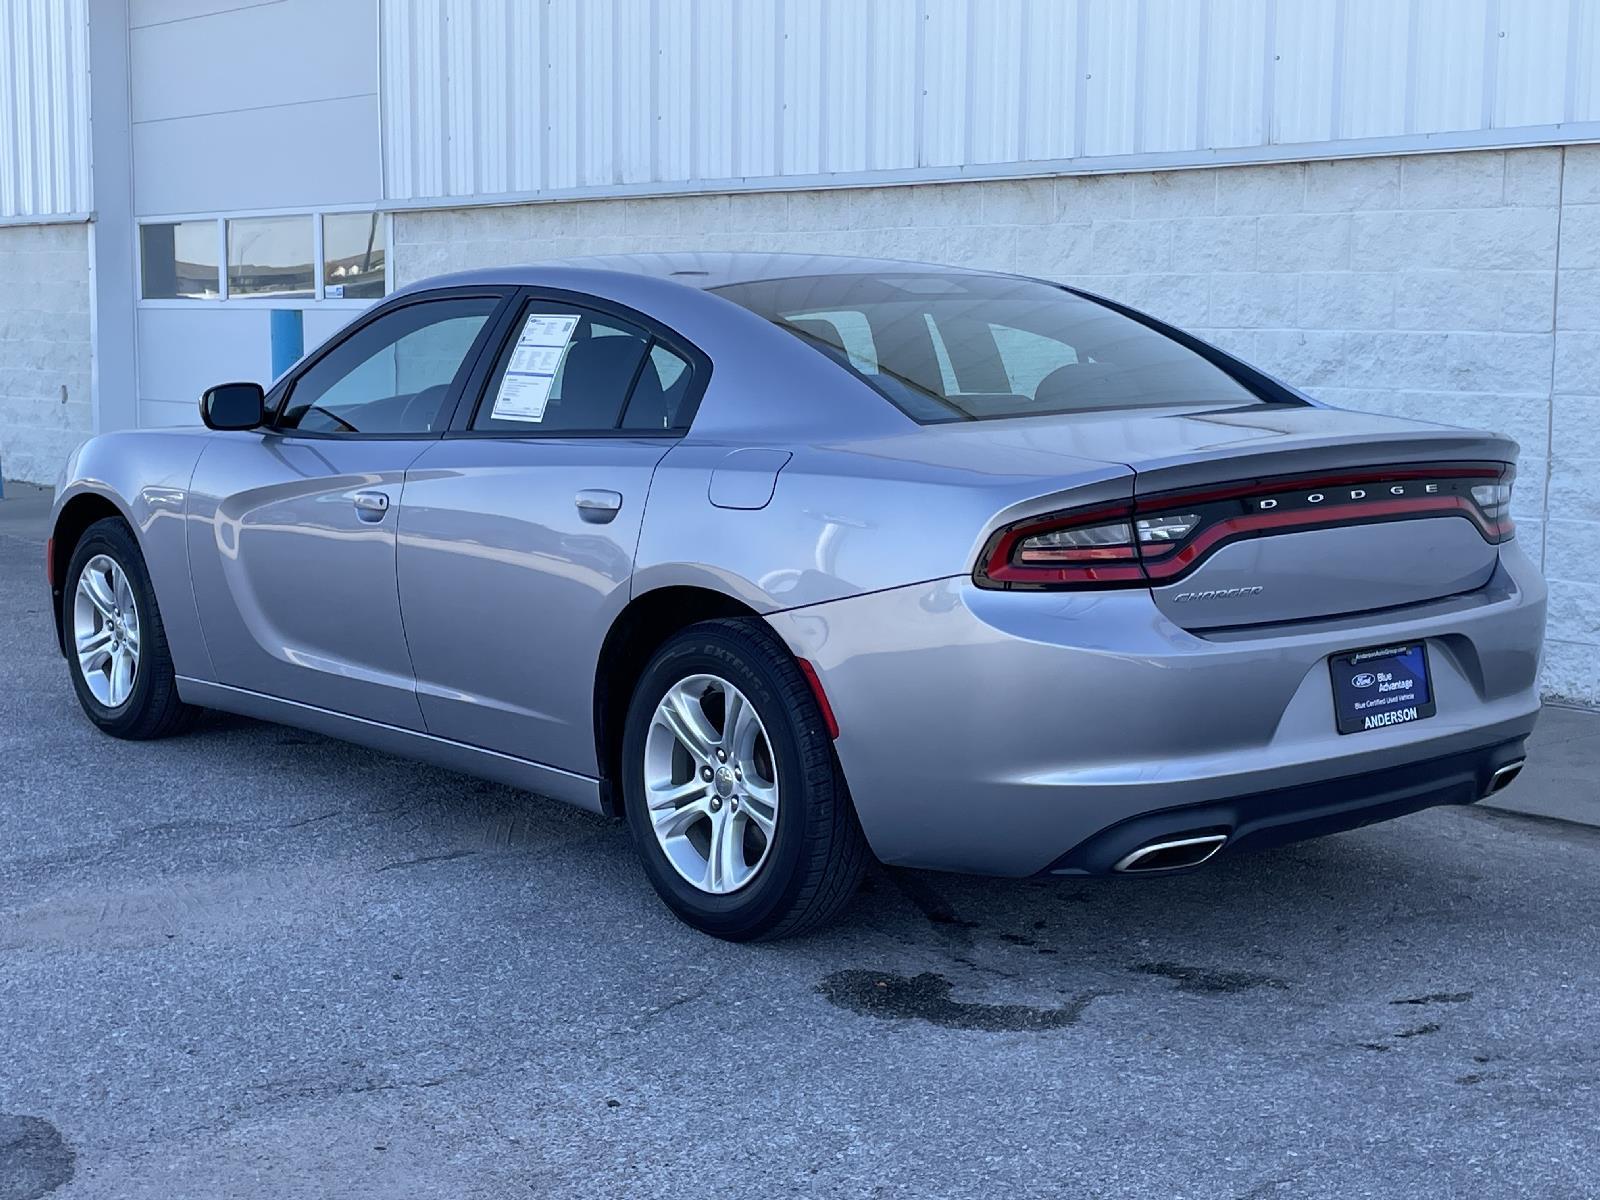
{"left": 389, "top": 251, "right": 1012, "bottom": 300}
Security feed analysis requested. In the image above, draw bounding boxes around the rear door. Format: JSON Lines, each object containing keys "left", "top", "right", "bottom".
{"left": 397, "top": 291, "right": 706, "bottom": 775}
{"left": 186, "top": 290, "right": 511, "bottom": 727}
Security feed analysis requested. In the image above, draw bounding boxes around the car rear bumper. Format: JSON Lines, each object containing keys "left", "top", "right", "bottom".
{"left": 1041, "top": 736, "right": 1526, "bottom": 876}
{"left": 765, "top": 541, "right": 1546, "bottom": 877}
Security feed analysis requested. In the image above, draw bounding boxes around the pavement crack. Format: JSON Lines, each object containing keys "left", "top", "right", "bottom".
{"left": 1391, "top": 991, "right": 1472, "bottom": 1006}
{"left": 375, "top": 849, "right": 479, "bottom": 872}
{"left": 279, "top": 810, "right": 342, "bottom": 830}
{"left": 1132, "top": 962, "right": 1288, "bottom": 995}
{"left": 1394, "top": 1021, "right": 1441, "bottom": 1039}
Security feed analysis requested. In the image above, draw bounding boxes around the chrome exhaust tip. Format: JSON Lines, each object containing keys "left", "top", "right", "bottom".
{"left": 1113, "top": 832, "right": 1229, "bottom": 873}
{"left": 1484, "top": 759, "right": 1525, "bottom": 797}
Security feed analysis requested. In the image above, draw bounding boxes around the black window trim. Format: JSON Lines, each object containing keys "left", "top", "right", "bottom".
{"left": 444, "top": 285, "right": 713, "bottom": 440}
{"left": 262, "top": 285, "right": 520, "bottom": 441}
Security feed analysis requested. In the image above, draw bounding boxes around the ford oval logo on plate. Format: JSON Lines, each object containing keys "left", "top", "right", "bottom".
{"left": 1351, "top": 672, "right": 1377, "bottom": 688}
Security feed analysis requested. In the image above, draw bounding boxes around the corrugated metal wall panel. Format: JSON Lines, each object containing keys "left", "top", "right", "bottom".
{"left": 1411, "top": 0, "right": 1490, "bottom": 134}
{"left": 868, "top": 0, "right": 918, "bottom": 172}
{"left": 507, "top": 1, "right": 544, "bottom": 193}
{"left": 692, "top": 0, "right": 735, "bottom": 182}
{"left": 0, "top": 0, "right": 91, "bottom": 218}
{"left": 545, "top": 0, "right": 581, "bottom": 190}
{"left": 656, "top": 0, "right": 692, "bottom": 183}
{"left": 1203, "top": 0, "right": 1268, "bottom": 149}
{"left": 1576, "top": 0, "right": 1600, "bottom": 122}
{"left": 1141, "top": 0, "right": 1204, "bottom": 154}
{"left": 1081, "top": 0, "right": 1138, "bottom": 158}
{"left": 1272, "top": 0, "right": 1337, "bottom": 145}
{"left": 1019, "top": 0, "right": 1077, "bottom": 161}
{"left": 377, "top": 0, "right": 1600, "bottom": 205}
{"left": 780, "top": 0, "right": 824, "bottom": 176}
{"left": 1339, "top": 0, "right": 1409, "bottom": 140}
{"left": 734, "top": 0, "right": 781, "bottom": 178}
{"left": 613, "top": 0, "right": 653, "bottom": 185}
{"left": 920, "top": 0, "right": 969, "bottom": 168}
{"left": 1494, "top": 0, "right": 1569, "bottom": 129}
{"left": 967, "top": 0, "right": 1023, "bottom": 166}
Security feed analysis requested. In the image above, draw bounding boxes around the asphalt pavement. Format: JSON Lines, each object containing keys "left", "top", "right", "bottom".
{"left": 2, "top": 481, "right": 1598, "bottom": 1199}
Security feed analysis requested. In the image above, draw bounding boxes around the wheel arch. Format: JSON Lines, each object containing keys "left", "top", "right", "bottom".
{"left": 49, "top": 491, "right": 135, "bottom": 656}
{"left": 593, "top": 584, "right": 763, "bottom": 815}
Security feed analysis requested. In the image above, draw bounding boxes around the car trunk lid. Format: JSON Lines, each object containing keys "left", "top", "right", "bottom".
{"left": 967, "top": 404, "right": 1517, "bottom": 628}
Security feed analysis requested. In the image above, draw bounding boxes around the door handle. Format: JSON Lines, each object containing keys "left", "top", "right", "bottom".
{"left": 575, "top": 489, "right": 623, "bottom": 524}
{"left": 352, "top": 490, "right": 390, "bottom": 522}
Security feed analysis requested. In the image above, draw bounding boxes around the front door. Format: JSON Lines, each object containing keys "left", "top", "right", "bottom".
{"left": 398, "top": 296, "right": 702, "bottom": 774}
{"left": 186, "top": 292, "right": 508, "bottom": 728}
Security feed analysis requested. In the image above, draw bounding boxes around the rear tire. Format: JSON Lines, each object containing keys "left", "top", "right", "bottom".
{"left": 63, "top": 517, "right": 197, "bottom": 740}
{"left": 621, "top": 618, "right": 868, "bottom": 941}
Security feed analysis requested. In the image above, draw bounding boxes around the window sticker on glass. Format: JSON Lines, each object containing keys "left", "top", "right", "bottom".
{"left": 491, "top": 313, "right": 580, "bottom": 422}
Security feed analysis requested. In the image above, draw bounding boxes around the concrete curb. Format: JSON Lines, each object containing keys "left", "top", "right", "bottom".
{"left": 1481, "top": 703, "right": 1600, "bottom": 828}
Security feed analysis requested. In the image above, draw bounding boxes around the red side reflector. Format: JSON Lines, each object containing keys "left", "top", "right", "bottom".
{"left": 797, "top": 658, "right": 840, "bottom": 740}
{"left": 45, "top": 537, "right": 54, "bottom": 587}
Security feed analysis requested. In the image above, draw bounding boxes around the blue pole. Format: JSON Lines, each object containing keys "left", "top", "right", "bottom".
{"left": 270, "top": 309, "right": 304, "bottom": 379}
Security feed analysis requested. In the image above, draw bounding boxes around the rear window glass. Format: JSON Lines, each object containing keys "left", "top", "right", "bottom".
{"left": 712, "top": 272, "right": 1261, "bottom": 423}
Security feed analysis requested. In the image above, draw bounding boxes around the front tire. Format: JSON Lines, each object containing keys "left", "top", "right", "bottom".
{"left": 621, "top": 619, "right": 868, "bottom": 940}
{"left": 63, "top": 517, "right": 196, "bottom": 740}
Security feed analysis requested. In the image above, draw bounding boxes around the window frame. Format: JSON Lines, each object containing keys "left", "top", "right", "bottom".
{"left": 135, "top": 206, "right": 393, "bottom": 309}
{"left": 263, "top": 286, "right": 520, "bottom": 441}
{"left": 445, "top": 286, "right": 713, "bottom": 440}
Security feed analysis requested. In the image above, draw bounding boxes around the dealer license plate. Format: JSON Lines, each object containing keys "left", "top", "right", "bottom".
{"left": 1329, "top": 642, "right": 1436, "bottom": 735}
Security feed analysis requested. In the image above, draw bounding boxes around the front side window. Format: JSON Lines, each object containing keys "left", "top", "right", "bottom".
{"left": 713, "top": 272, "right": 1262, "bottom": 423}
{"left": 473, "top": 305, "right": 668, "bottom": 434}
{"left": 278, "top": 297, "right": 499, "bottom": 434}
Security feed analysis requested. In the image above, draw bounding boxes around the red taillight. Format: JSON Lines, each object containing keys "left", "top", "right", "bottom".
{"left": 45, "top": 536, "right": 54, "bottom": 587}
{"left": 976, "top": 463, "right": 1516, "bottom": 591}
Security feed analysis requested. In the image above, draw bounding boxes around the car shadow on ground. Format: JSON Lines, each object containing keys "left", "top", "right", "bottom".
{"left": 168, "top": 708, "right": 1525, "bottom": 1014}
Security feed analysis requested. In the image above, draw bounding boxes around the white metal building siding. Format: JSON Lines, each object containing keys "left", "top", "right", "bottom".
{"left": 380, "top": 0, "right": 1600, "bottom": 206}
{"left": 0, "top": 0, "right": 91, "bottom": 220}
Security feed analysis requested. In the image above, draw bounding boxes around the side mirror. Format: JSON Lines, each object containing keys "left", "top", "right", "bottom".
{"left": 200, "top": 382, "right": 265, "bottom": 431}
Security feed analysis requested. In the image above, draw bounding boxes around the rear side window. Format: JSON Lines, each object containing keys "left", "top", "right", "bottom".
{"left": 473, "top": 306, "right": 649, "bottom": 433}
{"left": 472, "top": 303, "right": 701, "bottom": 434}
{"left": 621, "top": 343, "right": 695, "bottom": 430}
{"left": 712, "top": 272, "right": 1261, "bottom": 423}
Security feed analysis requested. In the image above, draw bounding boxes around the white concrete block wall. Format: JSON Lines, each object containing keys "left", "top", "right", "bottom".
{"left": 0, "top": 222, "right": 94, "bottom": 486}
{"left": 409, "top": 145, "right": 1599, "bottom": 705}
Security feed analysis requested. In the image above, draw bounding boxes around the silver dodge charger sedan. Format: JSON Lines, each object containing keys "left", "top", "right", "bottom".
{"left": 47, "top": 253, "right": 1544, "bottom": 939}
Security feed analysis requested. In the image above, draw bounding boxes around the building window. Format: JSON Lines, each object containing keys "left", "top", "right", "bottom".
{"left": 322, "top": 212, "right": 387, "bottom": 299}
{"left": 226, "top": 215, "right": 314, "bottom": 298}
{"left": 140, "top": 220, "right": 220, "bottom": 299}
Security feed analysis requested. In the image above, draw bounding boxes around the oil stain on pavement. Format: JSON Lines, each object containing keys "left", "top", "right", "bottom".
{"left": 817, "top": 969, "right": 1097, "bottom": 1031}
{"left": 0, "top": 1115, "right": 74, "bottom": 1200}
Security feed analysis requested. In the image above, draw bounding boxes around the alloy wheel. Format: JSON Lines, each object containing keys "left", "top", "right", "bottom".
{"left": 73, "top": 553, "right": 141, "bottom": 708}
{"left": 643, "top": 674, "right": 780, "bottom": 894}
